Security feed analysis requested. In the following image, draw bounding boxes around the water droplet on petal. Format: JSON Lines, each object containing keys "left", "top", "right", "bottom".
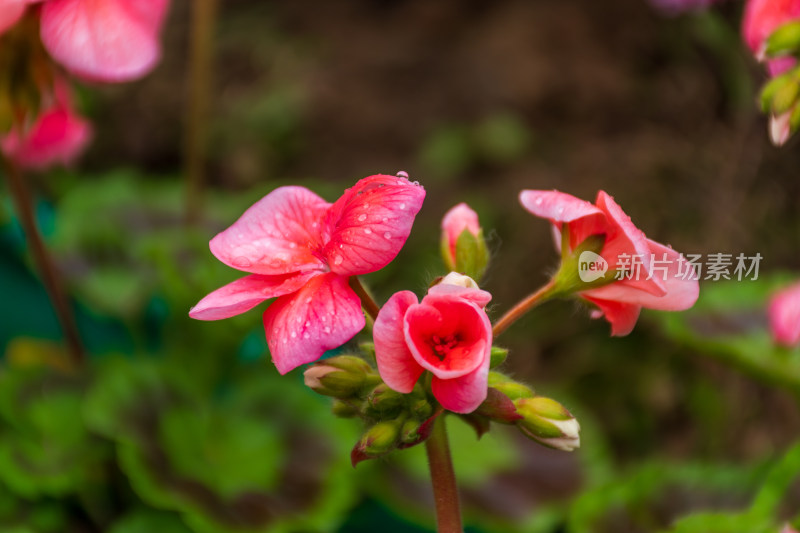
{"left": 534, "top": 197, "right": 543, "bottom": 205}
{"left": 334, "top": 255, "right": 344, "bottom": 265}
{"left": 291, "top": 332, "right": 297, "bottom": 338}
{"left": 324, "top": 326, "right": 331, "bottom": 334}
{"left": 303, "top": 333, "right": 310, "bottom": 339}
{"left": 364, "top": 228, "right": 372, "bottom": 234}
{"left": 399, "top": 203, "right": 406, "bottom": 210}
{"left": 412, "top": 180, "right": 420, "bottom": 186}
{"left": 289, "top": 242, "right": 297, "bottom": 248}
{"left": 358, "top": 214, "right": 367, "bottom": 222}
{"left": 311, "top": 222, "right": 319, "bottom": 228}
{"left": 305, "top": 297, "right": 312, "bottom": 303}
{"left": 233, "top": 257, "right": 252, "bottom": 268}
{"left": 382, "top": 217, "right": 388, "bottom": 223}
{"left": 383, "top": 232, "right": 391, "bottom": 239}
{"left": 396, "top": 171, "right": 409, "bottom": 178}
{"left": 305, "top": 321, "right": 310, "bottom": 327}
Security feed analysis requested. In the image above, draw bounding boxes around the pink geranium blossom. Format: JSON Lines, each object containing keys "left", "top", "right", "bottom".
{"left": 441, "top": 203, "right": 480, "bottom": 262}
{"left": 743, "top": 0, "right": 800, "bottom": 75}
{"left": 768, "top": 281, "right": 800, "bottom": 347}
{"left": 0, "top": 80, "right": 92, "bottom": 169}
{"left": 373, "top": 274, "right": 492, "bottom": 414}
{"left": 190, "top": 175, "right": 426, "bottom": 374}
{"left": 520, "top": 190, "right": 699, "bottom": 336}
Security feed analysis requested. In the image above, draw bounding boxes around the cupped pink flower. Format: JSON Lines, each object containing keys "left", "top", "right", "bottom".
{"left": 0, "top": 81, "right": 91, "bottom": 169}
{"left": 0, "top": 0, "right": 26, "bottom": 36}
{"left": 743, "top": 0, "right": 800, "bottom": 75}
{"left": 190, "top": 175, "right": 426, "bottom": 374}
{"left": 441, "top": 203, "right": 480, "bottom": 260}
{"left": 373, "top": 277, "right": 492, "bottom": 414}
{"left": 768, "top": 281, "right": 800, "bottom": 347}
{"left": 40, "top": 0, "right": 170, "bottom": 82}
{"left": 520, "top": 189, "right": 699, "bottom": 336}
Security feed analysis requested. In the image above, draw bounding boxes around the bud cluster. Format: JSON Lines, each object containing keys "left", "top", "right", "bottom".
{"left": 303, "top": 353, "right": 439, "bottom": 465}
{"left": 758, "top": 21, "right": 800, "bottom": 145}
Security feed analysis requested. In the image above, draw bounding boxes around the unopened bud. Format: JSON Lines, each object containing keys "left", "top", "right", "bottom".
{"left": 410, "top": 397, "right": 434, "bottom": 420}
{"left": 488, "top": 372, "right": 534, "bottom": 401}
{"left": 366, "top": 384, "right": 406, "bottom": 417}
{"left": 331, "top": 399, "right": 361, "bottom": 418}
{"left": 441, "top": 203, "right": 489, "bottom": 281}
{"left": 438, "top": 272, "right": 480, "bottom": 289}
{"left": 303, "top": 356, "right": 371, "bottom": 398}
{"left": 514, "top": 396, "right": 580, "bottom": 452}
{"left": 765, "top": 21, "right": 800, "bottom": 58}
{"left": 361, "top": 420, "right": 401, "bottom": 455}
{"left": 400, "top": 418, "right": 423, "bottom": 444}
{"left": 489, "top": 346, "right": 508, "bottom": 368}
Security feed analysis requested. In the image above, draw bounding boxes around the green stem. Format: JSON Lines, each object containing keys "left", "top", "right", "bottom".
{"left": 184, "top": 0, "right": 219, "bottom": 226}
{"left": 492, "top": 279, "right": 559, "bottom": 338}
{"left": 350, "top": 276, "right": 381, "bottom": 322}
{"left": 425, "top": 415, "right": 463, "bottom": 533}
{"left": 2, "top": 158, "right": 85, "bottom": 365}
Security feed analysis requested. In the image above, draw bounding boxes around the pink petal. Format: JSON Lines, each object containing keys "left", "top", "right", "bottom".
{"left": 582, "top": 240, "right": 699, "bottom": 311}
{"left": 519, "top": 189, "right": 606, "bottom": 250}
{"left": 770, "top": 111, "right": 792, "bottom": 146}
{"left": 582, "top": 296, "right": 642, "bottom": 336}
{"left": 189, "top": 271, "right": 319, "bottom": 321}
{"left": 373, "top": 291, "right": 424, "bottom": 393}
{"left": 40, "top": 0, "right": 169, "bottom": 82}
{"left": 404, "top": 295, "right": 491, "bottom": 380}
{"left": 742, "top": 0, "right": 800, "bottom": 55}
{"left": 0, "top": 0, "right": 25, "bottom": 36}
{"left": 442, "top": 203, "right": 480, "bottom": 257}
{"left": 594, "top": 191, "right": 666, "bottom": 298}
{"left": 263, "top": 273, "right": 365, "bottom": 375}
{"left": 427, "top": 282, "right": 492, "bottom": 308}
{"left": 1, "top": 103, "right": 92, "bottom": 170}
{"left": 768, "top": 281, "right": 800, "bottom": 347}
{"left": 431, "top": 351, "right": 490, "bottom": 414}
{"left": 323, "top": 174, "right": 425, "bottom": 276}
{"left": 209, "top": 186, "right": 330, "bottom": 276}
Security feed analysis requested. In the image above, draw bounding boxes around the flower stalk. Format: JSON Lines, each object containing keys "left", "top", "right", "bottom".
{"left": 2, "top": 158, "right": 84, "bottom": 365}
{"left": 425, "top": 415, "right": 463, "bottom": 533}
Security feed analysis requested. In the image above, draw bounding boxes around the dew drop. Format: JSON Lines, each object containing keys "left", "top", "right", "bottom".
{"left": 311, "top": 222, "right": 319, "bottom": 228}
{"left": 383, "top": 232, "right": 391, "bottom": 239}
{"left": 396, "top": 171, "right": 409, "bottom": 178}
{"left": 382, "top": 217, "right": 388, "bottom": 223}
{"left": 305, "top": 297, "right": 313, "bottom": 304}
{"left": 412, "top": 180, "right": 420, "bottom": 186}
{"left": 289, "top": 242, "right": 297, "bottom": 248}
{"left": 364, "top": 228, "right": 372, "bottom": 234}
{"left": 269, "top": 258, "right": 284, "bottom": 269}
{"left": 291, "top": 332, "right": 297, "bottom": 338}
{"left": 534, "top": 197, "right": 543, "bottom": 205}
{"left": 232, "top": 257, "right": 252, "bottom": 268}
{"left": 334, "top": 255, "right": 344, "bottom": 265}
{"left": 324, "top": 326, "right": 331, "bottom": 334}
{"left": 399, "top": 203, "right": 406, "bottom": 210}
{"left": 303, "top": 333, "right": 310, "bottom": 339}
{"left": 358, "top": 214, "right": 367, "bottom": 222}
{"left": 305, "top": 321, "right": 310, "bottom": 327}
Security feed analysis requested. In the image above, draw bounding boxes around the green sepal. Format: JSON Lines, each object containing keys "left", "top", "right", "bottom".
{"left": 765, "top": 21, "right": 800, "bottom": 58}
{"left": 453, "top": 228, "right": 489, "bottom": 281}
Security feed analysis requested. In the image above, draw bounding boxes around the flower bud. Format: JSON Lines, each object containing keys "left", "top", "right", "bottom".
{"left": 489, "top": 346, "right": 508, "bottom": 368}
{"left": 440, "top": 203, "right": 489, "bottom": 281}
{"left": 488, "top": 372, "right": 534, "bottom": 401}
{"left": 303, "top": 356, "right": 372, "bottom": 398}
{"left": 351, "top": 419, "right": 403, "bottom": 465}
{"left": 476, "top": 388, "right": 524, "bottom": 423}
{"left": 400, "top": 418, "right": 423, "bottom": 444}
{"left": 365, "top": 383, "right": 406, "bottom": 417}
{"left": 331, "top": 399, "right": 361, "bottom": 418}
{"left": 765, "top": 21, "right": 800, "bottom": 58}
{"left": 514, "top": 396, "right": 580, "bottom": 452}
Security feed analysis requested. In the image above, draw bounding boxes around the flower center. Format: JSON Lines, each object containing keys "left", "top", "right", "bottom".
{"left": 430, "top": 334, "right": 460, "bottom": 360}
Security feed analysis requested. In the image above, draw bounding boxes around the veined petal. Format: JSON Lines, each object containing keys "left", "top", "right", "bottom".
{"left": 582, "top": 296, "right": 641, "bottom": 336}
{"left": 40, "top": 0, "right": 169, "bottom": 82}
{"left": 519, "top": 189, "right": 607, "bottom": 250}
{"left": 373, "top": 291, "right": 423, "bottom": 393}
{"left": 188, "top": 271, "right": 319, "bottom": 321}
{"left": 595, "top": 191, "right": 666, "bottom": 297}
{"left": 427, "top": 282, "right": 492, "bottom": 308}
{"left": 210, "top": 186, "right": 330, "bottom": 275}
{"left": 263, "top": 273, "right": 365, "bottom": 375}
{"left": 583, "top": 240, "right": 699, "bottom": 311}
{"left": 431, "top": 351, "right": 490, "bottom": 414}
{"left": 324, "top": 174, "right": 425, "bottom": 276}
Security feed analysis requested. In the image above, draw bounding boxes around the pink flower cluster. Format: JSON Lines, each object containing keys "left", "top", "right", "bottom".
{"left": 0, "top": 0, "right": 169, "bottom": 168}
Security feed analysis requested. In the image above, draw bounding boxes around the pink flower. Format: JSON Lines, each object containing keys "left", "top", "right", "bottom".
{"left": 520, "top": 190, "right": 699, "bottom": 336}
{"left": 190, "top": 175, "right": 426, "bottom": 374}
{"left": 373, "top": 275, "right": 492, "bottom": 414}
{"left": 742, "top": 0, "right": 800, "bottom": 75}
{"left": 0, "top": 81, "right": 92, "bottom": 169}
{"left": 768, "top": 281, "right": 800, "bottom": 347}
{"left": 441, "top": 203, "right": 480, "bottom": 264}
{"left": 0, "top": 0, "right": 27, "bottom": 35}
{"left": 40, "top": 0, "right": 170, "bottom": 82}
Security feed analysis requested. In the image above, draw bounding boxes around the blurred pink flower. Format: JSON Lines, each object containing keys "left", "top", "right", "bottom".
{"left": 40, "top": 0, "right": 170, "bottom": 82}
{"left": 768, "top": 281, "right": 800, "bottom": 347}
{"left": 520, "top": 190, "right": 699, "bottom": 336}
{"left": 190, "top": 175, "right": 426, "bottom": 374}
{"left": 374, "top": 277, "right": 492, "bottom": 414}
{"left": 742, "top": 0, "right": 800, "bottom": 75}
{"left": 441, "top": 203, "right": 480, "bottom": 264}
{"left": 0, "top": 0, "right": 27, "bottom": 35}
{"left": 0, "top": 81, "right": 91, "bottom": 169}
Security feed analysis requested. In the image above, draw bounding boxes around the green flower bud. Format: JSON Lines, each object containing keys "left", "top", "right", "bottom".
{"left": 514, "top": 397, "right": 580, "bottom": 452}
{"left": 765, "top": 21, "right": 800, "bottom": 58}
{"left": 488, "top": 372, "right": 534, "bottom": 401}
{"left": 362, "top": 420, "right": 401, "bottom": 455}
{"left": 303, "top": 356, "right": 372, "bottom": 398}
{"left": 490, "top": 346, "right": 508, "bottom": 368}
{"left": 331, "top": 399, "right": 361, "bottom": 418}
{"left": 441, "top": 204, "right": 489, "bottom": 281}
{"left": 410, "top": 398, "right": 434, "bottom": 420}
{"left": 366, "top": 384, "right": 406, "bottom": 417}
{"left": 400, "top": 418, "right": 423, "bottom": 444}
